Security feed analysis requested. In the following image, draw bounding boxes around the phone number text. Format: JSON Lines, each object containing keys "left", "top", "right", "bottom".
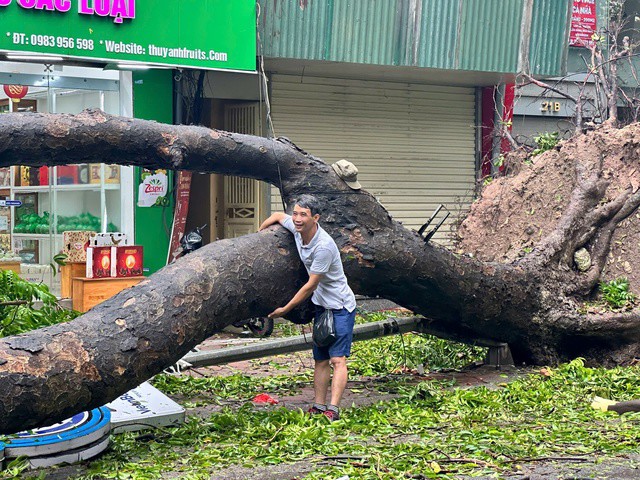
{"left": 8, "top": 32, "right": 94, "bottom": 51}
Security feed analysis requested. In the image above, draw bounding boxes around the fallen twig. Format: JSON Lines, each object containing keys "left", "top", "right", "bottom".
{"left": 265, "top": 425, "right": 284, "bottom": 446}
{"left": 504, "top": 456, "right": 591, "bottom": 464}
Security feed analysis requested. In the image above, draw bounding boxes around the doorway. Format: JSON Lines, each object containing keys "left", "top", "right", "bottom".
{"left": 222, "top": 102, "right": 267, "bottom": 238}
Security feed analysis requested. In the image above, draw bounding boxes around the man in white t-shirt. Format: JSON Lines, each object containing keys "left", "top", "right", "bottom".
{"left": 259, "top": 194, "right": 357, "bottom": 421}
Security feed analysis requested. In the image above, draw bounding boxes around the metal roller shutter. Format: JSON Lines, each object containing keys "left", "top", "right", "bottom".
{"left": 270, "top": 75, "right": 476, "bottom": 243}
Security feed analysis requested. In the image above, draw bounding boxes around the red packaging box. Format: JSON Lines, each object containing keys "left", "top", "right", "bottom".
{"left": 86, "top": 246, "right": 113, "bottom": 278}
{"left": 39, "top": 167, "right": 49, "bottom": 186}
{"left": 110, "top": 245, "right": 144, "bottom": 277}
{"left": 57, "top": 165, "right": 79, "bottom": 185}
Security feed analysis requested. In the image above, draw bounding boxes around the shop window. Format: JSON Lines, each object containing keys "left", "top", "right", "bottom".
{"left": 0, "top": 63, "right": 129, "bottom": 296}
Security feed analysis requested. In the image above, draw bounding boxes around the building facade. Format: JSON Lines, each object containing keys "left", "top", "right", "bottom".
{"left": 0, "top": 0, "right": 256, "bottom": 294}
{"left": 205, "top": 0, "right": 572, "bottom": 243}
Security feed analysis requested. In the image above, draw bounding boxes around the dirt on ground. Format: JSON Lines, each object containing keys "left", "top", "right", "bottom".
{"left": 456, "top": 122, "right": 640, "bottom": 294}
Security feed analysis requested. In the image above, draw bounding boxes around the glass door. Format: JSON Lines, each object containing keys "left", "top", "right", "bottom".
{"left": 0, "top": 63, "right": 133, "bottom": 295}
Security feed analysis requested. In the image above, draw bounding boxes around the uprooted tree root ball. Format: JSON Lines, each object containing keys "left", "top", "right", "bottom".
{"left": 458, "top": 122, "right": 640, "bottom": 293}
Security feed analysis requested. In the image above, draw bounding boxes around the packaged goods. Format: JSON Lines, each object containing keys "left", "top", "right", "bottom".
{"left": 90, "top": 164, "right": 120, "bottom": 184}
{"left": 62, "top": 231, "right": 95, "bottom": 262}
{"left": 38, "top": 167, "right": 49, "bottom": 186}
{"left": 89, "top": 232, "right": 127, "bottom": 247}
{"left": 86, "top": 247, "right": 112, "bottom": 278}
{"left": 105, "top": 165, "right": 120, "bottom": 184}
{"left": 57, "top": 165, "right": 79, "bottom": 185}
{"left": 110, "top": 245, "right": 143, "bottom": 277}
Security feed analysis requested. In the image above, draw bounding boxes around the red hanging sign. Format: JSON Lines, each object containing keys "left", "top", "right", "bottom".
{"left": 2, "top": 85, "right": 28, "bottom": 103}
{"left": 569, "top": 0, "right": 597, "bottom": 49}
{"left": 167, "top": 171, "right": 193, "bottom": 264}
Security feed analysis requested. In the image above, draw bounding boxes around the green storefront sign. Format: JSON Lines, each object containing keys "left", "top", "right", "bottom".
{"left": 0, "top": 0, "right": 256, "bottom": 71}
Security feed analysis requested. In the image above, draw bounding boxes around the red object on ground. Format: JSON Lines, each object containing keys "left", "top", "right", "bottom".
{"left": 252, "top": 393, "right": 279, "bottom": 405}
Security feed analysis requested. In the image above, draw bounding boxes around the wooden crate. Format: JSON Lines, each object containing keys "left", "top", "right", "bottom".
{"left": 60, "top": 262, "right": 86, "bottom": 299}
{"left": 72, "top": 276, "right": 144, "bottom": 313}
{"left": 0, "top": 262, "right": 20, "bottom": 274}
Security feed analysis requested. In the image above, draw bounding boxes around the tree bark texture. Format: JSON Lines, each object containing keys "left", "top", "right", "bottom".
{"left": 0, "top": 110, "right": 638, "bottom": 433}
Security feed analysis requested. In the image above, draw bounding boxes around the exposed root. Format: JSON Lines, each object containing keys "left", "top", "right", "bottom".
{"left": 527, "top": 148, "right": 608, "bottom": 269}
{"left": 569, "top": 188, "right": 640, "bottom": 295}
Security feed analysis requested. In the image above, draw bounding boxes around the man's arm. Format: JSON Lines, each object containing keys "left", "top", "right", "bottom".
{"left": 259, "top": 212, "right": 288, "bottom": 231}
{"left": 268, "top": 274, "right": 321, "bottom": 318}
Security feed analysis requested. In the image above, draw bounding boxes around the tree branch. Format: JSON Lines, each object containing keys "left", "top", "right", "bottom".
{"left": 520, "top": 74, "right": 578, "bottom": 104}
{"left": 0, "top": 110, "right": 322, "bottom": 192}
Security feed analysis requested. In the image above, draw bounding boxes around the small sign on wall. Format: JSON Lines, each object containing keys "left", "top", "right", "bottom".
{"left": 570, "top": 0, "right": 597, "bottom": 48}
{"left": 137, "top": 172, "right": 168, "bottom": 208}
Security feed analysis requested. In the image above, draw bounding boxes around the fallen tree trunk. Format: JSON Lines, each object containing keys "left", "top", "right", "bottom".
{"left": 0, "top": 110, "right": 638, "bottom": 433}
{"left": 0, "top": 231, "right": 307, "bottom": 433}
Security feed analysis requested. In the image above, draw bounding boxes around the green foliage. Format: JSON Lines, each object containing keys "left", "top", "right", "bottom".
{"left": 0, "top": 270, "right": 79, "bottom": 337}
{"left": 599, "top": 277, "right": 636, "bottom": 309}
{"left": 531, "top": 131, "right": 559, "bottom": 156}
{"left": 151, "top": 373, "right": 311, "bottom": 401}
{"left": 27, "top": 359, "right": 640, "bottom": 480}
{"left": 49, "top": 252, "right": 69, "bottom": 277}
{"left": 271, "top": 320, "right": 302, "bottom": 337}
{"left": 349, "top": 333, "right": 486, "bottom": 376}
{"left": 350, "top": 310, "right": 486, "bottom": 375}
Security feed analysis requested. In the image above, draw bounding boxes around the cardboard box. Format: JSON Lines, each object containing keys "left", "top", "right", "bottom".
{"left": 105, "top": 165, "right": 120, "bottom": 184}
{"left": 86, "top": 246, "right": 112, "bottom": 278}
{"left": 38, "top": 166, "right": 49, "bottom": 186}
{"left": 19, "top": 265, "right": 61, "bottom": 295}
{"left": 63, "top": 231, "right": 95, "bottom": 262}
{"left": 19, "top": 166, "right": 30, "bottom": 186}
{"left": 111, "top": 245, "right": 143, "bottom": 277}
{"left": 89, "top": 232, "right": 127, "bottom": 247}
{"left": 78, "top": 164, "right": 90, "bottom": 184}
{"left": 0, "top": 233, "right": 10, "bottom": 250}
{"left": 89, "top": 164, "right": 101, "bottom": 184}
{"left": 0, "top": 168, "right": 11, "bottom": 187}
{"left": 0, "top": 262, "right": 20, "bottom": 274}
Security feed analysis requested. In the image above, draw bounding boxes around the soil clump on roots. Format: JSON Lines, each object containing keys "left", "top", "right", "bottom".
{"left": 456, "top": 123, "right": 640, "bottom": 295}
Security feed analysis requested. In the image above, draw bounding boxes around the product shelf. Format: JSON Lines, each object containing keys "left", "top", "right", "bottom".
{"left": 12, "top": 184, "right": 120, "bottom": 193}
{"left": 12, "top": 233, "right": 63, "bottom": 239}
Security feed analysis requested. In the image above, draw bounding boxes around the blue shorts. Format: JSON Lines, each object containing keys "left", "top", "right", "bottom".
{"left": 312, "top": 306, "right": 356, "bottom": 361}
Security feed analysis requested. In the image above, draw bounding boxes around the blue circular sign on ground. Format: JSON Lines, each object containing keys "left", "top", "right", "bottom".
{"left": 4, "top": 407, "right": 111, "bottom": 459}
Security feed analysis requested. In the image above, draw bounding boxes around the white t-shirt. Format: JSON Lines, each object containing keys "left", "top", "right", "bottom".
{"left": 283, "top": 215, "right": 356, "bottom": 312}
